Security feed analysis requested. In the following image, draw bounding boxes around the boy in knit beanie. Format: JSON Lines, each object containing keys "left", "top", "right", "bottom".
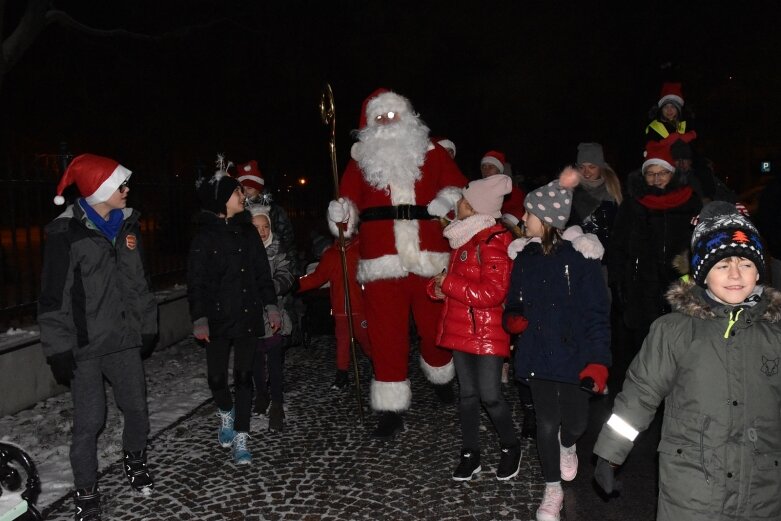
{"left": 428, "top": 175, "right": 523, "bottom": 482}
{"left": 593, "top": 201, "right": 781, "bottom": 520}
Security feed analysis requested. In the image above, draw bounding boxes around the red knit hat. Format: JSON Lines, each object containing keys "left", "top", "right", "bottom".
{"left": 481, "top": 150, "right": 506, "bottom": 175}
{"left": 236, "top": 160, "right": 265, "bottom": 192}
{"left": 53, "top": 153, "right": 131, "bottom": 206}
{"left": 658, "top": 82, "right": 684, "bottom": 109}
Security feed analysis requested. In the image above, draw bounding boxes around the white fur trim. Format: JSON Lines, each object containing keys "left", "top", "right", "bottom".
{"left": 53, "top": 195, "right": 65, "bottom": 205}
{"left": 481, "top": 156, "right": 505, "bottom": 174}
{"left": 563, "top": 225, "right": 604, "bottom": 260}
{"left": 350, "top": 142, "right": 361, "bottom": 161}
{"left": 419, "top": 357, "right": 454, "bottom": 384}
{"left": 641, "top": 158, "right": 674, "bottom": 174}
{"left": 370, "top": 379, "right": 411, "bottom": 411}
{"left": 507, "top": 237, "right": 540, "bottom": 259}
{"left": 327, "top": 198, "right": 359, "bottom": 238}
{"left": 658, "top": 94, "right": 684, "bottom": 108}
{"left": 357, "top": 251, "right": 449, "bottom": 283}
{"left": 501, "top": 213, "right": 519, "bottom": 226}
{"left": 437, "top": 139, "right": 456, "bottom": 155}
{"left": 365, "top": 92, "right": 413, "bottom": 127}
{"left": 84, "top": 165, "right": 131, "bottom": 205}
{"left": 238, "top": 174, "right": 264, "bottom": 186}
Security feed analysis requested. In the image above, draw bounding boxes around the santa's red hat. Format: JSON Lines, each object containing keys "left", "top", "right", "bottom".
{"left": 658, "top": 82, "right": 684, "bottom": 110}
{"left": 53, "top": 153, "right": 131, "bottom": 206}
{"left": 481, "top": 150, "right": 506, "bottom": 175}
{"left": 358, "top": 88, "right": 413, "bottom": 129}
{"left": 236, "top": 160, "right": 265, "bottom": 192}
{"left": 642, "top": 131, "right": 696, "bottom": 173}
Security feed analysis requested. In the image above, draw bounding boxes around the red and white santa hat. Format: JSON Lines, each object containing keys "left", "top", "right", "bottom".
{"left": 642, "top": 140, "right": 675, "bottom": 173}
{"left": 433, "top": 136, "right": 456, "bottom": 157}
{"left": 236, "top": 160, "right": 265, "bottom": 192}
{"left": 358, "top": 88, "right": 414, "bottom": 129}
{"left": 53, "top": 153, "right": 131, "bottom": 205}
{"left": 658, "top": 82, "right": 684, "bottom": 110}
{"left": 481, "top": 150, "right": 506, "bottom": 175}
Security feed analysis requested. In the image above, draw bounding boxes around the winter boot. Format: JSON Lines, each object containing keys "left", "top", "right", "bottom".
{"left": 232, "top": 432, "right": 252, "bottom": 465}
{"left": 433, "top": 381, "right": 456, "bottom": 405}
{"left": 496, "top": 441, "right": 522, "bottom": 480}
{"left": 560, "top": 441, "right": 578, "bottom": 481}
{"left": 74, "top": 484, "right": 102, "bottom": 521}
{"left": 217, "top": 407, "right": 236, "bottom": 448}
{"left": 369, "top": 411, "right": 403, "bottom": 440}
{"left": 330, "top": 370, "right": 349, "bottom": 390}
{"left": 452, "top": 448, "right": 481, "bottom": 481}
{"left": 253, "top": 391, "right": 270, "bottom": 416}
{"left": 123, "top": 448, "right": 153, "bottom": 495}
{"left": 268, "top": 401, "right": 285, "bottom": 432}
{"left": 521, "top": 404, "right": 537, "bottom": 439}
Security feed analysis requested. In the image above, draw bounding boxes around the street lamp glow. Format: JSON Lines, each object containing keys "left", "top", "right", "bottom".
{"left": 298, "top": 178, "right": 307, "bottom": 185}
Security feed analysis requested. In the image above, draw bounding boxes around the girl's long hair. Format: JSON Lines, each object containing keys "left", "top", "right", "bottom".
{"left": 540, "top": 221, "right": 564, "bottom": 255}
{"left": 601, "top": 164, "right": 623, "bottom": 205}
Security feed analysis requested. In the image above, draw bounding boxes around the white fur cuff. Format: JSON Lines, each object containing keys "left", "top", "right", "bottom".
{"left": 419, "top": 357, "right": 454, "bottom": 384}
{"left": 370, "top": 379, "right": 411, "bottom": 412}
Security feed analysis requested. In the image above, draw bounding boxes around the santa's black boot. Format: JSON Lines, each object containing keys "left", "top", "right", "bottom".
{"left": 370, "top": 411, "right": 403, "bottom": 440}
{"left": 433, "top": 380, "right": 456, "bottom": 405}
{"left": 74, "top": 484, "right": 102, "bottom": 521}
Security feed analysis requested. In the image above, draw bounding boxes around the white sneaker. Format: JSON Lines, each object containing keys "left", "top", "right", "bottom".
{"left": 536, "top": 484, "right": 564, "bottom": 521}
{"left": 560, "top": 442, "right": 578, "bottom": 481}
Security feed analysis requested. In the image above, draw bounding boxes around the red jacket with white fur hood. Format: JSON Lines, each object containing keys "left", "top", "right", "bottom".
{"left": 428, "top": 223, "right": 513, "bottom": 357}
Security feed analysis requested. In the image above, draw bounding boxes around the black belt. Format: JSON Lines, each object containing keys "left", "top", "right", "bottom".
{"left": 360, "top": 205, "right": 432, "bottom": 221}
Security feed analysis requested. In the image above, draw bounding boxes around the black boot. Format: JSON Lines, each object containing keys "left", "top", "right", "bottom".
{"left": 521, "top": 404, "right": 536, "bottom": 439}
{"left": 74, "top": 484, "right": 102, "bottom": 521}
{"left": 253, "top": 391, "right": 270, "bottom": 416}
{"left": 452, "top": 448, "right": 481, "bottom": 481}
{"left": 370, "top": 411, "right": 403, "bottom": 440}
{"left": 123, "top": 448, "right": 153, "bottom": 495}
{"left": 268, "top": 401, "right": 285, "bottom": 432}
{"left": 496, "top": 441, "right": 522, "bottom": 480}
{"left": 330, "top": 370, "right": 349, "bottom": 390}
{"left": 433, "top": 381, "right": 456, "bottom": 405}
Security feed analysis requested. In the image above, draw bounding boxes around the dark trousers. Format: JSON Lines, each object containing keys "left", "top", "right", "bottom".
{"left": 253, "top": 334, "right": 284, "bottom": 403}
{"left": 206, "top": 336, "right": 255, "bottom": 433}
{"left": 528, "top": 378, "right": 590, "bottom": 483}
{"left": 70, "top": 348, "right": 149, "bottom": 489}
{"left": 453, "top": 351, "right": 518, "bottom": 450}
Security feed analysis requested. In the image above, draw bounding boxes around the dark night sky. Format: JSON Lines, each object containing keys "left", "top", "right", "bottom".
{"left": 2, "top": 1, "right": 781, "bottom": 193}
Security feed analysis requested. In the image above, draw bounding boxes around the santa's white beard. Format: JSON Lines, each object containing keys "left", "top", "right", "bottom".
{"left": 355, "top": 117, "right": 430, "bottom": 192}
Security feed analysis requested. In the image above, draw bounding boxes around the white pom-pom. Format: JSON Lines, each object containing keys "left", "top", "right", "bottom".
{"left": 54, "top": 195, "right": 65, "bottom": 205}
{"left": 558, "top": 167, "right": 581, "bottom": 189}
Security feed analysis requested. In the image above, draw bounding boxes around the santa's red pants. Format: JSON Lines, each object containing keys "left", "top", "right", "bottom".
{"left": 333, "top": 314, "right": 372, "bottom": 371}
{"left": 363, "top": 274, "right": 453, "bottom": 411}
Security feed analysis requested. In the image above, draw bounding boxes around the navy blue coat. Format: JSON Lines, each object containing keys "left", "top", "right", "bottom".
{"left": 506, "top": 238, "right": 611, "bottom": 384}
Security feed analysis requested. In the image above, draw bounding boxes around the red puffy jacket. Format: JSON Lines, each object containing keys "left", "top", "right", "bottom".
{"left": 428, "top": 224, "right": 513, "bottom": 357}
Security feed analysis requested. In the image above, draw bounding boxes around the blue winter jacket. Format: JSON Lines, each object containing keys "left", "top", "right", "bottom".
{"left": 505, "top": 234, "right": 611, "bottom": 384}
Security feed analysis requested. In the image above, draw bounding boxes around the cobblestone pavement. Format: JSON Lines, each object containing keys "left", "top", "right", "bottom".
{"left": 42, "top": 335, "right": 658, "bottom": 520}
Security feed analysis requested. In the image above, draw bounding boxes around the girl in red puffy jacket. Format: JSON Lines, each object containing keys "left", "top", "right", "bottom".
{"left": 427, "top": 175, "right": 521, "bottom": 482}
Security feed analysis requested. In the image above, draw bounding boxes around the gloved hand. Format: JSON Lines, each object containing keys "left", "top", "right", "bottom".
{"left": 594, "top": 456, "right": 622, "bottom": 495}
{"left": 140, "top": 334, "right": 157, "bottom": 358}
{"left": 579, "top": 363, "right": 609, "bottom": 394}
{"left": 265, "top": 305, "right": 282, "bottom": 332}
{"left": 502, "top": 312, "right": 529, "bottom": 334}
{"left": 47, "top": 350, "right": 77, "bottom": 387}
{"left": 193, "top": 317, "right": 210, "bottom": 343}
{"left": 328, "top": 198, "right": 350, "bottom": 223}
{"left": 426, "top": 195, "right": 453, "bottom": 218}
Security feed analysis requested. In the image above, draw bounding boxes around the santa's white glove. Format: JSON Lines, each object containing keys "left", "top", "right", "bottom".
{"left": 328, "top": 198, "right": 350, "bottom": 223}
{"left": 427, "top": 196, "right": 452, "bottom": 218}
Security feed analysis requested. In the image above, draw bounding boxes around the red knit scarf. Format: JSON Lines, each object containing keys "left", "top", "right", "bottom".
{"left": 637, "top": 186, "right": 693, "bottom": 210}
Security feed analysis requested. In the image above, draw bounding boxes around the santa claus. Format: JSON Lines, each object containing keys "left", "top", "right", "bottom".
{"left": 328, "top": 88, "right": 467, "bottom": 439}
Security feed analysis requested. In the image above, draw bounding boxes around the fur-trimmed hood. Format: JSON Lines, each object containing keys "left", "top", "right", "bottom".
{"left": 666, "top": 281, "right": 781, "bottom": 323}
{"left": 507, "top": 225, "right": 603, "bottom": 260}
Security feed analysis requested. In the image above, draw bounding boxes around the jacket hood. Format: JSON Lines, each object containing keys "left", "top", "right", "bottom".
{"left": 507, "top": 225, "right": 603, "bottom": 260}
{"left": 666, "top": 281, "right": 781, "bottom": 323}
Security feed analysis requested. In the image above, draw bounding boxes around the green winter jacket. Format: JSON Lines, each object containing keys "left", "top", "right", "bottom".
{"left": 594, "top": 282, "right": 781, "bottom": 521}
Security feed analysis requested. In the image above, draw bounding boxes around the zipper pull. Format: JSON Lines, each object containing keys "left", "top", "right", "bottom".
{"left": 723, "top": 308, "right": 745, "bottom": 339}
{"left": 564, "top": 264, "right": 571, "bottom": 295}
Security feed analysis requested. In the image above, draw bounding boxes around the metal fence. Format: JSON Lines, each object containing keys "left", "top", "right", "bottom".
{"left": 0, "top": 157, "right": 197, "bottom": 327}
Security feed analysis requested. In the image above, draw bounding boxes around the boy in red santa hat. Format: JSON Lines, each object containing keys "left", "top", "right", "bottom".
{"left": 480, "top": 150, "right": 526, "bottom": 230}
{"left": 39, "top": 153, "right": 158, "bottom": 520}
{"left": 328, "top": 88, "right": 468, "bottom": 439}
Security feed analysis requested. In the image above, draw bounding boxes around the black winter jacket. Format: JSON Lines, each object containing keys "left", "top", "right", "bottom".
{"left": 38, "top": 203, "right": 158, "bottom": 361}
{"left": 187, "top": 210, "right": 277, "bottom": 339}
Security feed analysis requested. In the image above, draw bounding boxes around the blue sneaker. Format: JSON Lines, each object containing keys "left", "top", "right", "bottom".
{"left": 232, "top": 432, "right": 252, "bottom": 465}
{"left": 217, "top": 408, "right": 235, "bottom": 448}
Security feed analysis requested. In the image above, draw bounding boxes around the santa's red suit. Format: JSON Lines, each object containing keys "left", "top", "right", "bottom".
{"left": 329, "top": 89, "right": 467, "bottom": 413}
{"left": 501, "top": 184, "right": 526, "bottom": 226}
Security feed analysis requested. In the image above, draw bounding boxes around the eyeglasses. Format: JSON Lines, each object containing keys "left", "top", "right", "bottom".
{"left": 644, "top": 169, "right": 672, "bottom": 180}
{"left": 118, "top": 180, "right": 130, "bottom": 193}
